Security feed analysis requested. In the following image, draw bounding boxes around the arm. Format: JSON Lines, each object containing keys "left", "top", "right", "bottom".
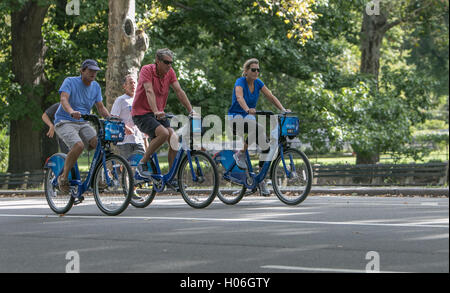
{"left": 41, "top": 112, "right": 55, "bottom": 138}
{"left": 171, "top": 81, "right": 193, "bottom": 114}
{"left": 95, "top": 101, "right": 111, "bottom": 118}
{"left": 235, "top": 86, "right": 254, "bottom": 115}
{"left": 143, "top": 81, "right": 165, "bottom": 119}
{"left": 60, "top": 91, "right": 81, "bottom": 119}
{"left": 260, "top": 86, "right": 288, "bottom": 112}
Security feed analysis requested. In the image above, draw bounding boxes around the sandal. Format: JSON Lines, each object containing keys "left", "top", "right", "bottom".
{"left": 58, "top": 176, "right": 70, "bottom": 194}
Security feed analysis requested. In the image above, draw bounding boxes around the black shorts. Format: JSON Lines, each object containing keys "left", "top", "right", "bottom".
{"left": 132, "top": 113, "right": 171, "bottom": 139}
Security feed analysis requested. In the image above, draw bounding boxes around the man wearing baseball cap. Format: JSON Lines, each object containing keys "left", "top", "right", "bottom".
{"left": 53, "top": 59, "right": 111, "bottom": 194}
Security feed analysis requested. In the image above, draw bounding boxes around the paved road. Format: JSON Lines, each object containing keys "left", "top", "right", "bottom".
{"left": 0, "top": 195, "right": 448, "bottom": 273}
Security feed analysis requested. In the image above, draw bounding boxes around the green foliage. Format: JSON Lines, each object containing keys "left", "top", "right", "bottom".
{"left": 0, "top": 127, "right": 8, "bottom": 172}
{"left": 0, "top": 0, "right": 447, "bottom": 168}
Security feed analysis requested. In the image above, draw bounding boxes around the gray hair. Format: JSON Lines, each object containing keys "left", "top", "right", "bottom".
{"left": 156, "top": 48, "right": 174, "bottom": 61}
{"left": 121, "top": 74, "right": 134, "bottom": 85}
{"left": 242, "top": 58, "right": 259, "bottom": 76}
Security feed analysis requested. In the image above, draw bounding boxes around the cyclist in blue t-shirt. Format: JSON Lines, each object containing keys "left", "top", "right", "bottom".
{"left": 54, "top": 59, "right": 112, "bottom": 194}
{"left": 228, "top": 58, "right": 290, "bottom": 195}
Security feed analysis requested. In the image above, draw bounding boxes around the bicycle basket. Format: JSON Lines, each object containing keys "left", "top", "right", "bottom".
{"left": 103, "top": 120, "right": 125, "bottom": 142}
{"left": 280, "top": 116, "right": 300, "bottom": 137}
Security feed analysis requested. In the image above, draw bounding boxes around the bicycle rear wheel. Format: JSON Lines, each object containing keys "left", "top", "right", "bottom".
{"left": 216, "top": 163, "right": 246, "bottom": 205}
{"left": 270, "top": 148, "right": 312, "bottom": 205}
{"left": 44, "top": 167, "right": 74, "bottom": 214}
{"left": 93, "top": 154, "right": 133, "bottom": 216}
{"left": 178, "top": 151, "right": 219, "bottom": 208}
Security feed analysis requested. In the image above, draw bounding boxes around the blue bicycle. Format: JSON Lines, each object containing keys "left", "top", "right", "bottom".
{"left": 214, "top": 111, "right": 312, "bottom": 205}
{"left": 44, "top": 114, "right": 134, "bottom": 216}
{"left": 126, "top": 114, "right": 219, "bottom": 209}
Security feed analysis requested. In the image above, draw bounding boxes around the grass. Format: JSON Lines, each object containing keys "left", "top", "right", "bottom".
{"left": 308, "top": 151, "right": 449, "bottom": 165}
{"left": 75, "top": 149, "right": 449, "bottom": 171}
{"left": 76, "top": 152, "right": 170, "bottom": 172}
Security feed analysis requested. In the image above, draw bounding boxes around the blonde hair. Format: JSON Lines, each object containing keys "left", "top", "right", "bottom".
{"left": 242, "top": 58, "right": 259, "bottom": 77}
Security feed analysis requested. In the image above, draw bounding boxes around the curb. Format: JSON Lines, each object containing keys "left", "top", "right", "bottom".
{"left": 310, "top": 187, "right": 449, "bottom": 196}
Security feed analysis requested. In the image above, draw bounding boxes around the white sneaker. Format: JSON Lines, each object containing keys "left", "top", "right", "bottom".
{"left": 233, "top": 151, "right": 248, "bottom": 169}
{"left": 259, "top": 180, "right": 270, "bottom": 196}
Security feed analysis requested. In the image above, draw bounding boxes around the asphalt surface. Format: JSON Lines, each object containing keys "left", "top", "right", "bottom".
{"left": 0, "top": 185, "right": 448, "bottom": 196}
{"left": 0, "top": 194, "right": 448, "bottom": 274}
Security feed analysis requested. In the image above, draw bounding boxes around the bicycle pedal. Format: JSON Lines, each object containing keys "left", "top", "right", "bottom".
{"left": 73, "top": 196, "right": 84, "bottom": 205}
{"left": 244, "top": 188, "right": 257, "bottom": 196}
{"left": 166, "top": 182, "right": 180, "bottom": 192}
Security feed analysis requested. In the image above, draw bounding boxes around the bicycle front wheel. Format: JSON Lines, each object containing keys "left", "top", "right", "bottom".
{"left": 178, "top": 151, "right": 219, "bottom": 208}
{"left": 93, "top": 154, "right": 133, "bottom": 216}
{"left": 270, "top": 148, "right": 312, "bottom": 205}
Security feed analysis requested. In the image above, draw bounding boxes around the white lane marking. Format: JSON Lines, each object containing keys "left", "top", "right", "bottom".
{"left": 421, "top": 202, "right": 439, "bottom": 206}
{"left": 406, "top": 233, "right": 449, "bottom": 241}
{"left": 0, "top": 213, "right": 447, "bottom": 228}
{"left": 260, "top": 265, "right": 411, "bottom": 273}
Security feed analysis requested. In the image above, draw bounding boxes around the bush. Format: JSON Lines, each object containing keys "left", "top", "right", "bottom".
{"left": 0, "top": 127, "right": 8, "bottom": 172}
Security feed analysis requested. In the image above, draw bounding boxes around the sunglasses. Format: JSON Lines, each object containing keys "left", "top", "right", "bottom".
{"left": 250, "top": 68, "right": 260, "bottom": 72}
{"left": 161, "top": 59, "right": 173, "bottom": 65}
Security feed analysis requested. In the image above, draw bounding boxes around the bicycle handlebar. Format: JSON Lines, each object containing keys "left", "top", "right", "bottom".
{"left": 159, "top": 113, "right": 198, "bottom": 120}
{"left": 255, "top": 110, "right": 296, "bottom": 116}
{"left": 80, "top": 114, "right": 101, "bottom": 127}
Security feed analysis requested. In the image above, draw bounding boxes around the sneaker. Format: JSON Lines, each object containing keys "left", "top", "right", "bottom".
{"left": 132, "top": 191, "right": 143, "bottom": 201}
{"left": 166, "top": 180, "right": 180, "bottom": 192}
{"left": 233, "top": 151, "right": 248, "bottom": 169}
{"left": 137, "top": 161, "right": 152, "bottom": 178}
{"left": 259, "top": 180, "right": 270, "bottom": 196}
{"left": 58, "top": 176, "right": 70, "bottom": 194}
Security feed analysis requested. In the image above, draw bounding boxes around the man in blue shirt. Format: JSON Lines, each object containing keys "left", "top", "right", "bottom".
{"left": 54, "top": 59, "right": 111, "bottom": 194}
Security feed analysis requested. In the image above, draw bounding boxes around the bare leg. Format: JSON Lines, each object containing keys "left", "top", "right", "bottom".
{"left": 167, "top": 128, "right": 178, "bottom": 170}
{"left": 61, "top": 141, "right": 84, "bottom": 181}
{"left": 142, "top": 125, "right": 169, "bottom": 163}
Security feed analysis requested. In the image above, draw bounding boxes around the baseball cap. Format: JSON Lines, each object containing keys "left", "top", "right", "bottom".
{"left": 81, "top": 59, "right": 101, "bottom": 71}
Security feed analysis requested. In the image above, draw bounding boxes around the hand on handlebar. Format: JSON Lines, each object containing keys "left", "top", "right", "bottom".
{"left": 70, "top": 111, "right": 82, "bottom": 120}
{"left": 247, "top": 108, "right": 257, "bottom": 115}
{"left": 189, "top": 109, "right": 201, "bottom": 118}
{"left": 155, "top": 111, "right": 165, "bottom": 120}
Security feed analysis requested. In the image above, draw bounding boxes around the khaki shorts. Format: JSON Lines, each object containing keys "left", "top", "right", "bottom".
{"left": 54, "top": 121, "right": 97, "bottom": 150}
{"left": 116, "top": 143, "right": 145, "bottom": 160}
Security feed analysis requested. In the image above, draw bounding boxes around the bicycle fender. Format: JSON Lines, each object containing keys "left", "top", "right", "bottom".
{"left": 44, "top": 153, "right": 67, "bottom": 177}
{"left": 44, "top": 153, "right": 79, "bottom": 181}
{"left": 127, "top": 152, "right": 143, "bottom": 167}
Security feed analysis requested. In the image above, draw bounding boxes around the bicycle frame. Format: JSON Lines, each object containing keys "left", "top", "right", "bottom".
{"left": 131, "top": 115, "right": 206, "bottom": 193}
{"left": 44, "top": 117, "right": 113, "bottom": 200}
{"left": 216, "top": 112, "right": 297, "bottom": 190}
{"left": 133, "top": 147, "right": 207, "bottom": 193}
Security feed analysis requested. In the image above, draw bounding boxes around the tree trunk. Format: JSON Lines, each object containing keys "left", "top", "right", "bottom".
{"left": 8, "top": 1, "right": 49, "bottom": 173}
{"left": 356, "top": 152, "right": 380, "bottom": 165}
{"left": 359, "top": 9, "right": 389, "bottom": 85}
{"left": 105, "top": 0, "right": 149, "bottom": 110}
{"left": 356, "top": 9, "right": 390, "bottom": 165}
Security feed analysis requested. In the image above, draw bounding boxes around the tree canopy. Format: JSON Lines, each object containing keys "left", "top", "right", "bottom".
{"left": 0, "top": 0, "right": 448, "bottom": 172}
